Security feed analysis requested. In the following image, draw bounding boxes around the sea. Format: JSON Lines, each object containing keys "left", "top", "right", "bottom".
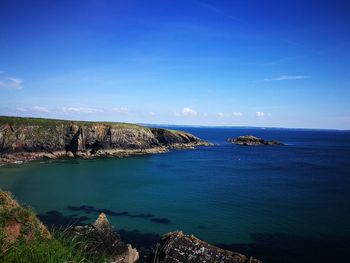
{"left": 0, "top": 127, "right": 350, "bottom": 263}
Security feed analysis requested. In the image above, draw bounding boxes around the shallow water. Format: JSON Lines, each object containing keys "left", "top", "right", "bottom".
{"left": 1, "top": 127, "right": 350, "bottom": 262}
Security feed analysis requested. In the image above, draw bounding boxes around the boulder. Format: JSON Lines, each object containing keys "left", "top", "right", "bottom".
{"left": 66, "top": 151, "right": 74, "bottom": 158}
{"left": 153, "top": 231, "right": 262, "bottom": 263}
{"left": 73, "top": 213, "right": 139, "bottom": 263}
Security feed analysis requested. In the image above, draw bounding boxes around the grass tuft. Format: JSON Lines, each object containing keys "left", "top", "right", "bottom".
{"left": 0, "top": 229, "right": 109, "bottom": 263}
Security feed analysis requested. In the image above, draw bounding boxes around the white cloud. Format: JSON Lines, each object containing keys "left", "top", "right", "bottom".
{"left": 264, "top": 75, "right": 310, "bottom": 81}
{"left": 112, "top": 107, "right": 129, "bottom": 114}
{"left": 216, "top": 112, "right": 224, "bottom": 118}
{"left": 0, "top": 78, "right": 23, "bottom": 90}
{"left": 16, "top": 107, "right": 27, "bottom": 112}
{"left": 62, "top": 107, "right": 101, "bottom": 113}
{"left": 256, "top": 111, "right": 265, "bottom": 117}
{"left": 33, "top": 106, "right": 50, "bottom": 113}
{"left": 181, "top": 107, "right": 197, "bottom": 116}
{"left": 149, "top": 111, "right": 155, "bottom": 116}
{"left": 256, "top": 111, "right": 271, "bottom": 117}
{"left": 232, "top": 112, "right": 243, "bottom": 117}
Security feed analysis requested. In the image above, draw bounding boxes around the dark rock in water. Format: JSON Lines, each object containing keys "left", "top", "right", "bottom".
{"left": 72, "top": 213, "right": 139, "bottom": 263}
{"left": 153, "top": 231, "right": 262, "bottom": 263}
{"left": 228, "top": 136, "right": 283, "bottom": 146}
{"left": 150, "top": 217, "right": 172, "bottom": 225}
{"left": 38, "top": 210, "right": 90, "bottom": 227}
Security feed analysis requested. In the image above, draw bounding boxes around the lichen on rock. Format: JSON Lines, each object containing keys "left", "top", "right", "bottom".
{"left": 153, "top": 231, "right": 262, "bottom": 263}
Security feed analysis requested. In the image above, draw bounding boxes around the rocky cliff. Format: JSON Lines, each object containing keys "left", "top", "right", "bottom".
{"left": 0, "top": 116, "right": 211, "bottom": 163}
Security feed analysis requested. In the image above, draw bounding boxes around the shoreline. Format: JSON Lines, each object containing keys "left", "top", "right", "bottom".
{"left": 0, "top": 142, "right": 211, "bottom": 165}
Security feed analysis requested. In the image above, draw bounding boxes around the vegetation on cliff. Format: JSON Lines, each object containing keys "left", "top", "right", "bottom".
{"left": 0, "top": 116, "right": 144, "bottom": 130}
{"left": 0, "top": 191, "right": 107, "bottom": 262}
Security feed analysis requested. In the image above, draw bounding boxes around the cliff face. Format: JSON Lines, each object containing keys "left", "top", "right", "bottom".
{"left": 0, "top": 116, "right": 210, "bottom": 163}
{"left": 150, "top": 128, "right": 200, "bottom": 147}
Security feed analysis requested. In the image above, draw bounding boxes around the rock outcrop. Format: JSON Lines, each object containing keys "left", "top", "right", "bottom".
{"left": 228, "top": 136, "right": 283, "bottom": 146}
{"left": 0, "top": 116, "right": 211, "bottom": 163}
{"left": 153, "top": 231, "right": 262, "bottom": 263}
{"left": 73, "top": 213, "right": 139, "bottom": 263}
{"left": 150, "top": 128, "right": 206, "bottom": 149}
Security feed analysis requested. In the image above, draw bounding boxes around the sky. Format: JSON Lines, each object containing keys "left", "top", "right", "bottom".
{"left": 0, "top": 0, "right": 350, "bottom": 129}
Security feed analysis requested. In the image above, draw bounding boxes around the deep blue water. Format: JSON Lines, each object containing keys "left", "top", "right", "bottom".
{"left": 1, "top": 127, "right": 350, "bottom": 262}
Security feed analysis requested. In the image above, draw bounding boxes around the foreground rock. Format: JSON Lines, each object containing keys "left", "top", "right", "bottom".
{"left": 153, "top": 231, "right": 262, "bottom": 263}
{"left": 0, "top": 116, "right": 211, "bottom": 164}
{"left": 73, "top": 213, "right": 139, "bottom": 263}
{"left": 228, "top": 136, "right": 283, "bottom": 146}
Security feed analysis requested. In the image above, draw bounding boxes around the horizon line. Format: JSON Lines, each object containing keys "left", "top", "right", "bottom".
{"left": 1, "top": 115, "right": 349, "bottom": 132}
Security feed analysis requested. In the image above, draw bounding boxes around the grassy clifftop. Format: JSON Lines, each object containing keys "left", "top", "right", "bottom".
{"left": 0, "top": 116, "right": 145, "bottom": 130}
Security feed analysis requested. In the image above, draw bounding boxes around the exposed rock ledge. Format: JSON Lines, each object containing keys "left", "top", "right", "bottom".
{"left": 228, "top": 136, "right": 283, "bottom": 146}
{"left": 0, "top": 116, "right": 212, "bottom": 164}
{"left": 154, "top": 231, "right": 262, "bottom": 263}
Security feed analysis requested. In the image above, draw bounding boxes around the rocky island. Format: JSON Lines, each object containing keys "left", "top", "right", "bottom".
{"left": 0, "top": 190, "right": 262, "bottom": 262}
{"left": 228, "top": 135, "right": 283, "bottom": 146}
{"left": 0, "top": 116, "right": 212, "bottom": 164}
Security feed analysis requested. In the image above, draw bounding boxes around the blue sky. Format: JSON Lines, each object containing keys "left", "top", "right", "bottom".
{"left": 0, "top": 0, "right": 349, "bottom": 129}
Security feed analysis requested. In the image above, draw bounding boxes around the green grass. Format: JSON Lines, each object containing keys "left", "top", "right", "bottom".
{"left": 166, "top": 129, "right": 188, "bottom": 134}
{"left": 0, "top": 115, "right": 146, "bottom": 130}
{"left": 0, "top": 230, "right": 109, "bottom": 263}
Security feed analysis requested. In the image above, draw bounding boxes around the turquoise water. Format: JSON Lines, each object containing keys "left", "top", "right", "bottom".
{"left": 1, "top": 127, "right": 350, "bottom": 262}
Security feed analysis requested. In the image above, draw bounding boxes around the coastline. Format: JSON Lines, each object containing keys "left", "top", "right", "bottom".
{"left": 0, "top": 116, "right": 212, "bottom": 165}
{"left": 0, "top": 141, "right": 211, "bottom": 165}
